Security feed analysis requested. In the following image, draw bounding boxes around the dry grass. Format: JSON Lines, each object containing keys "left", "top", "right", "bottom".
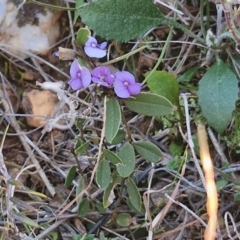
{"left": 0, "top": 1, "right": 240, "bottom": 240}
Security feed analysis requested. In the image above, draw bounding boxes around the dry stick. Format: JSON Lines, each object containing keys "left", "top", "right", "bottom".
{"left": 197, "top": 123, "right": 218, "bottom": 240}
{"left": 0, "top": 125, "right": 18, "bottom": 232}
{"left": 150, "top": 162, "right": 186, "bottom": 233}
{"left": 56, "top": 96, "right": 107, "bottom": 217}
{"left": 0, "top": 89, "right": 55, "bottom": 196}
{"left": 34, "top": 218, "right": 67, "bottom": 240}
{"left": 180, "top": 93, "right": 206, "bottom": 189}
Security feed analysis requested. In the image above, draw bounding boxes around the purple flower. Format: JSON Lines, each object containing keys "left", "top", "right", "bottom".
{"left": 84, "top": 36, "right": 107, "bottom": 58}
{"left": 68, "top": 59, "right": 91, "bottom": 90}
{"left": 113, "top": 71, "right": 141, "bottom": 98}
{"left": 91, "top": 66, "right": 115, "bottom": 87}
{"left": 53, "top": 51, "right": 59, "bottom": 57}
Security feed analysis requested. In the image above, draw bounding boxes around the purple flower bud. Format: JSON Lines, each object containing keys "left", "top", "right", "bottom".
{"left": 113, "top": 71, "right": 141, "bottom": 98}
{"left": 84, "top": 36, "right": 107, "bottom": 58}
{"left": 68, "top": 59, "right": 91, "bottom": 90}
{"left": 92, "top": 66, "right": 115, "bottom": 87}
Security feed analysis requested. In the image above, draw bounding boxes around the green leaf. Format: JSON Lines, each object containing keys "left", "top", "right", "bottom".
{"left": 216, "top": 179, "right": 228, "bottom": 191}
{"left": 109, "top": 129, "right": 126, "bottom": 145}
{"left": 169, "top": 142, "right": 184, "bottom": 156}
{"left": 234, "top": 192, "right": 240, "bottom": 201}
{"left": 13, "top": 213, "right": 40, "bottom": 228}
{"left": 177, "top": 66, "right": 199, "bottom": 82}
{"left": 76, "top": 118, "right": 86, "bottom": 128}
{"left": 96, "top": 159, "right": 111, "bottom": 189}
{"left": 78, "top": 0, "right": 167, "bottom": 41}
{"left": 74, "top": 0, "right": 84, "bottom": 24}
{"left": 126, "top": 178, "right": 141, "bottom": 211}
{"left": 103, "top": 173, "right": 122, "bottom": 208}
{"left": 103, "top": 149, "right": 123, "bottom": 165}
{"left": 76, "top": 27, "right": 91, "bottom": 45}
{"left": 125, "top": 93, "right": 175, "bottom": 117}
{"left": 76, "top": 175, "right": 85, "bottom": 205}
{"left": 116, "top": 143, "right": 135, "bottom": 178}
{"left": 116, "top": 213, "right": 132, "bottom": 227}
{"left": 96, "top": 202, "right": 107, "bottom": 214}
{"left": 133, "top": 141, "right": 162, "bottom": 163}
{"left": 146, "top": 70, "right": 179, "bottom": 105}
{"left": 126, "top": 198, "right": 145, "bottom": 215}
{"left": 75, "top": 141, "right": 89, "bottom": 156}
{"left": 198, "top": 61, "right": 238, "bottom": 133}
{"left": 65, "top": 166, "right": 77, "bottom": 188}
{"left": 77, "top": 198, "right": 90, "bottom": 217}
{"left": 105, "top": 98, "right": 121, "bottom": 144}
{"left": 77, "top": 0, "right": 205, "bottom": 43}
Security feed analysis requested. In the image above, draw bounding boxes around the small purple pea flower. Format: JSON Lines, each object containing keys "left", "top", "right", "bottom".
{"left": 84, "top": 36, "right": 107, "bottom": 58}
{"left": 68, "top": 59, "right": 91, "bottom": 90}
{"left": 91, "top": 66, "right": 115, "bottom": 87}
{"left": 113, "top": 71, "right": 141, "bottom": 98}
{"left": 53, "top": 51, "right": 59, "bottom": 57}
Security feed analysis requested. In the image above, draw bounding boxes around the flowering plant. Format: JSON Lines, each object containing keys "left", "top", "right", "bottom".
{"left": 65, "top": 36, "right": 141, "bottom": 98}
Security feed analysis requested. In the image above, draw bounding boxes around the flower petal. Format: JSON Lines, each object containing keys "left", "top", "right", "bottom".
{"left": 81, "top": 68, "right": 92, "bottom": 88}
{"left": 84, "top": 46, "right": 106, "bottom": 58}
{"left": 98, "top": 42, "right": 107, "bottom": 50}
{"left": 92, "top": 66, "right": 106, "bottom": 77}
{"left": 68, "top": 78, "right": 83, "bottom": 90}
{"left": 85, "top": 36, "right": 97, "bottom": 47}
{"left": 115, "top": 71, "right": 135, "bottom": 84}
{"left": 92, "top": 77, "right": 110, "bottom": 87}
{"left": 53, "top": 51, "right": 59, "bottom": 57}
{"left": 128, "top": 83, "right": 141, "bottom": 95}
{"left": 105, "top": 74, "right": 115, "bottom": 85}
{"left": 70, "top": 59, "right": 80, "bottom": 78}
{"left": 114, "top": 80, "right": 130, "bottom": 98}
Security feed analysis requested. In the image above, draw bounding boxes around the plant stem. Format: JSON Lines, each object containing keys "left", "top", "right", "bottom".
{"left": 142, "top": 26, "right": 173, "bottom": 85}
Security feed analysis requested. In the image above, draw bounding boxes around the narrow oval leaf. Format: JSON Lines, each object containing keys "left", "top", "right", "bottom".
{"left": 105, "top": 98, "right": 121, "bottom": 143}
{"left": 76, "top": 175, "right": 85, "bottom": 205}
{"left": 126, "top": 178, "right": 141, "bottom": 211}
{"left": 74, "top": 0, "right": 84, "bottom": 24}
{"left": 124, "top": 93, "right": 175, "bottom": 117}
{"left": 65, "top": 166, "right": 77, "bottom": 188}
{"left": 177, "top": 66, "right": 199, "bottom": 82}
{"left": 75, "top": 141, "right": 89, "bottom": 156}
{"left": 198, "top": 61, "right": 238, "bottom": 133}
{"left": 133, "top": 141, "right": 162, "bottom": 163}
{"left": 110, "top": 129, "right": 126, "bottom": 145}
{"left": 126, "top": 198, "right": 145, "bottom": 215}
{"left": 103, "top": 149, "right": 123, "bottom": 165}
{"left": 78, "top": 0, "right": 166, "bottom": 42}
{"left": 146, "top": 70, "right": 179, "bottom": 105}
{"left": 96, "top": 159, "right": 111, "bottom": 189}
{"left": 103, "top": 173, "right": 122, "bottom": 208}
{"left": 77, "top": 198, "right": 90, "bottom": 217}
{"left": 76, "top": 27, "right": 91, "bottom": 45}
{"left": 116, "top": 143, "right": 135, "bottom": 178}
{"left": 13, "top": 213, "right": 40, "bottom": 228}
{"left": 116, "top": 213, "right": 132, "bottom": 227}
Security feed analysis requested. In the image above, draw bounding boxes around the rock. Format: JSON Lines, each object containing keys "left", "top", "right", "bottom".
{"left": 22, "top": 89, "right": 59, "bottom": 128}
{"left": 0, "top": 0, "right": 62, "bottom": 59}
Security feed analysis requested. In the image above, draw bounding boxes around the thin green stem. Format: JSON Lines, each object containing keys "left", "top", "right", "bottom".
{"left": 142, "top": 26, "right": 173, "bottom": 85}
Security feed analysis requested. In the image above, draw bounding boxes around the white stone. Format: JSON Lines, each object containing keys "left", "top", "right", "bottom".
{"left": 0, "top": 0, "right": 61, "bottom": 58}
